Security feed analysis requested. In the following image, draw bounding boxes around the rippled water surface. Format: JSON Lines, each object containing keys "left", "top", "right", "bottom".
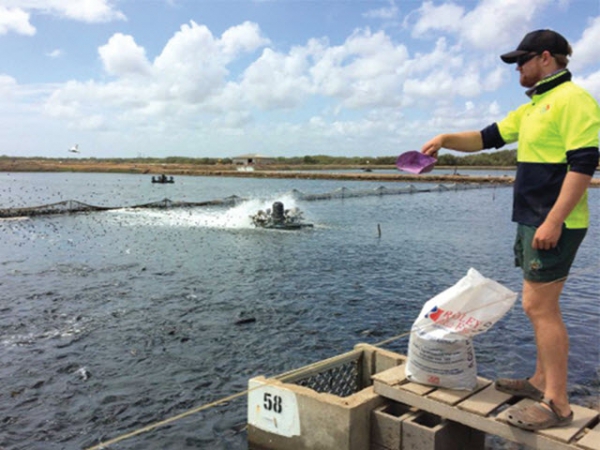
{"left": 0, "top": 172, "right": 598, "bottom": 450}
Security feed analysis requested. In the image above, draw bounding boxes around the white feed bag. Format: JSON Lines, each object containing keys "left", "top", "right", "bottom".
{"left": 405, "top": 268, "right": 517, "bottom": 390}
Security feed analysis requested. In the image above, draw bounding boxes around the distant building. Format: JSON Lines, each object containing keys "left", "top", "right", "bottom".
{"left": 231, "top": 153, "right": 275, "bottom": 167}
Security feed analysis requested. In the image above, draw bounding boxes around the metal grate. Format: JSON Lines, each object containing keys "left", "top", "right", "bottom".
{"left": 292, "top": 357, "right": 361, "bottom": 398}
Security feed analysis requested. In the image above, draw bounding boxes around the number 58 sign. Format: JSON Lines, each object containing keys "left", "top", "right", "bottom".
{"left": 247, "top": 379, "right": 301, "bottom": 437}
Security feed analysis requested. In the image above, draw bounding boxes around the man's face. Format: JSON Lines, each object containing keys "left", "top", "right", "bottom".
{"left": 517, "top": 53, "right": 543, "bottom": 88}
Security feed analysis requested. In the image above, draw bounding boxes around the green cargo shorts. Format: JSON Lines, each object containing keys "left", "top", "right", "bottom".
{"left": 514, "top": 224, "right": 586, "bottom": 282}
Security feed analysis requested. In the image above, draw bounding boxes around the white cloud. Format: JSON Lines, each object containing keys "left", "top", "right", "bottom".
{"left": 240, "top": 47, "right": 312, "bottom": 110}
{"left": 38, "top": 17, "right": 509, "bottom": 146}
{"left": 0, "top": 0, "right": 125, "bottom": 39}
{"left": 99, "top": 33, "right": 151, "bottom": 77}
{"left": 6, "top": 5, "right": 535, "bottom": 159}
{"left": 574, "top": 71, "right": 600, "bottom": 100}
{"left": 404, "top": 70, "right": 462, "bottom": 100}
{"left": 309, "top": 29, "right": 410, "bottom": 108}
{"left": 219, "top": 21, "right": 271, "bottom": 57}
{"left": 49, "top": 0, "right": 126, "bottom": 22}
{"left": 0, "top": 74, "right": 18, "bottom": 99}
{"left": 363, "top": 1, "right": 399, "bottom": 20}
{"left": 410, "top": 1, "right": 464, "bottom": 38}
{"left": 410, "top": 0, "right": 555, "bottom": 52}
{"left": 152, "top": 21, "right": 242, "bottom": 104}
{"left": 44, "top": 21, "right": 271, "bottom": 129}
{"left": 483, "top": 67, "right": 506, "bottom": 91}
{"left": 0, "top": 6, "right": 36, "bottom": 35}
{"left": 1, "top": 0, "right": 125, "bottom": 23}
{"left": 488, "top": 101, "right": 501, "bottom": 115}
{"left": 420, "top": 99, "right": 501, "bottom": 136}
{"left": 459, "top": 0, "right": 551, "bottom": 50}
{"left": 570, "top": 16, "right": 600, "bottom": 72}
{"left": 46, "top": 48, "right": 64, "bottom": 58}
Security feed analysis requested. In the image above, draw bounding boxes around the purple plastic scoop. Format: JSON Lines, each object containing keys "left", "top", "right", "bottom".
{"left": 396, "top": 151, "right": 437, "bottom": 174}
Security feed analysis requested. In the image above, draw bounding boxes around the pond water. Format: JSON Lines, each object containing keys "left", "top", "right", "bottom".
{"left": 0, "top": 172, "right": 598, "bottom": 449}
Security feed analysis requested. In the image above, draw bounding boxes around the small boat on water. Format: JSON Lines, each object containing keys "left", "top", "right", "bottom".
{"left": 250, "top": 201, "right": 313, "bottom": 230}
{"left": 152, "top": 174, "right": 174, "bottom": 184}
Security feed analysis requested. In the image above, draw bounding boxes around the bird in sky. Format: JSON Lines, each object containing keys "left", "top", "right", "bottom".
{"left": 68, "top": 144, "right": 80, "bottom": 153}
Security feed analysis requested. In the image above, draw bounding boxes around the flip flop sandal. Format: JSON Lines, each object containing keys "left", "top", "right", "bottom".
{"left": 494, "top": 378, "right": 544, "bottom": 401}
{"left": 506, "top": 397, "right": 573, "bottom": 431}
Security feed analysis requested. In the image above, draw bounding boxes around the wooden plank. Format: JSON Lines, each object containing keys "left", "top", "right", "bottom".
{"left": 576, "top": 421, "right": 600, "bottom": 450}
{"left": 400, "top": 381, "right": 437, "bottom": 396}
{"left": 428, "top": 377, "right": 491, "bottom": 406}
{"left": 458, "top": 383, "right": 513, "bottom": 416}
{"left": 371, "top": 364, "right": 406, "bottom": 387}
{"left": 373, "top": 379, "right": 594, "bottom": 450}
{"left": 495, "top": 399, "right": 598, "bottom": 444}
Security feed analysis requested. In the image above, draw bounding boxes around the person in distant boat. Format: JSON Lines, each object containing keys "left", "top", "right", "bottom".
{"left": 421, "top": 29, "right": 600, "bottom": 431}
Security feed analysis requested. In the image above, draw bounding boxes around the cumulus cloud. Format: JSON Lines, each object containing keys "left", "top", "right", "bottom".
{"left": 240, "top": 47, "right": 312, "bottom": 109}
{"left": 35, "top": 1, "right": 598, "bottom": 157}
{"left": 409, "top": 0, "right": 555, "bottom": 52}
{"left": 47, "top": 0, "right": 126, "bottom": 22}
{"left": 0, "top": 74, "right": 18, "bottom": 99}
{"left": 574, "top": 72, "right": 600, "bottom": 99}
{"left": 0, "top": 6, "right": 36, "bottom": 35}
{"left": 99, "top": 34, "right": 151, "bottom": 77}
{"left": 459, "top": 0, "right": 551, "bottom": 50}
{"left": 0, "top": 0, "right": 125, "bottom": 25}
{"left": 570, "top": 16, "right": 600, "bottom": 72}
{"left": 44, "top": 21, "right": 271, "bottom": 129}
{"left": 39, "top": 13, "right": 516, "bottom": 146}
{"left": 0, "top": 0, "right": 124, "bottom": 40}
{"left": 220, "top": 21, "right": 271, "bottom": 57}
{"left": 309, "top": 29, "right": 410, "bottom": 108}
{"left": 409, "top": 1, "right": 464, "bottom": 37}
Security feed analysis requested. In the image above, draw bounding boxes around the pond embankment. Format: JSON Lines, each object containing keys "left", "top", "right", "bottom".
{"left": 1, "top": 158, "right": 598, "bottom": 186}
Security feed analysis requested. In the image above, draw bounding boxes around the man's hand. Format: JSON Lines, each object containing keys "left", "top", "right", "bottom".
{"left": 421, "top": 131, "right": 483, "bottom": 155}
{"left": 532, "top": 220, "right": 563, "bottom": 250}
{"left": 533, "top": 171, "right": 593, "bottom": 250}
{"left": 421, "top": 135, "right": 443, "bottom": 157}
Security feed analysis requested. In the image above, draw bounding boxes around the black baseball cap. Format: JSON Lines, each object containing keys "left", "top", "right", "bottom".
{"left": 500, "top": 29, "right": 570, "bottom": 64}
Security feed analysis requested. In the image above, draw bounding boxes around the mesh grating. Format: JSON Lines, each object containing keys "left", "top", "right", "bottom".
{"left": 292, "top": 358, "right": 361, "bottom": 398}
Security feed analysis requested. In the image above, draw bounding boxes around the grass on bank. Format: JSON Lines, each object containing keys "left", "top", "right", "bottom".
{"left": 0, "top": 149, "right": 518, "bottom": 171}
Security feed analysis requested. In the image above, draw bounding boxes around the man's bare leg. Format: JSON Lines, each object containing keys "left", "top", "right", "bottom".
{"left": 522, "top": 278, "right": 571, "bottom": 417}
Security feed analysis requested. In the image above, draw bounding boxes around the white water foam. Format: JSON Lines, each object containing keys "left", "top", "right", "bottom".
{"left": 107, "top": 194, "right": 301, "bottom": 229}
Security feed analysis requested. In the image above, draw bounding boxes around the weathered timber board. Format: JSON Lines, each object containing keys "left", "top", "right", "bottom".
{"left": 373, "top": 364, "right": 599, "bottom": 450}
{"left": 458, "top": 383, "right": 514, "bottom": 416}
{"left": 575, "top": 421, "right": 600, "bottom": 450}
{"left": 427, "top": 378, "right": 491, "bottom": 406}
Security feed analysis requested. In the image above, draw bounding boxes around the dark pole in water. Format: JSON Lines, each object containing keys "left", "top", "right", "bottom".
{"left": 377, "top": 223, "right": 381, "bottom": 238}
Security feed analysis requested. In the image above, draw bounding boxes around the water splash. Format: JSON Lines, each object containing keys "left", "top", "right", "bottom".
{"left": 108, "top": 194, "right": 300, "bottom": 229}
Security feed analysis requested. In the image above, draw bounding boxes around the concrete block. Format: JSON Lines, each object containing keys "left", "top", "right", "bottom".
{"left": 371, "top": 402, "right": 416, "bottom": 450}
{"left": 248, "top": 345, "right": 406, "bottom": 450}
{"left": 248, "top": 377, "right": 384, "bottom": 450}
{"left": 354, "top": 343, "right": 407, "bottom": 382}
{"left": 402, "top": 411, "right": 484, "bottom": 450}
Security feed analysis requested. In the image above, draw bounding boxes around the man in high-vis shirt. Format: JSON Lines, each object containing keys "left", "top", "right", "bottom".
{"left": 421, "top": 29, "right": 600, "bottom": 431}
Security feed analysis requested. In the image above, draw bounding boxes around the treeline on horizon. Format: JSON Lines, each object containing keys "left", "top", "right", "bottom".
{"left": 1, "top": 149, "right": 518, "bottom": 167}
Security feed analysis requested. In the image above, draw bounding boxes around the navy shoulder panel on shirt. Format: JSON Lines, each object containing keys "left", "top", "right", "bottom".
{"left": 480, "top": 123, "right": 505, "bottom": 149}
{"left": 567, "top": 147, "right": 599, "bottom": 176}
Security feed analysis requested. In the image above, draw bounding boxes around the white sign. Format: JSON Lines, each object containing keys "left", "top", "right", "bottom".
{"left": 247, "top": 379, "right": 300, "bottom": 437}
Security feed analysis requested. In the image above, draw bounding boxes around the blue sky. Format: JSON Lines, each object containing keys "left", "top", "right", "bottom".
{"left": 0, "top": 0, "right": 599, "bottom": 159}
